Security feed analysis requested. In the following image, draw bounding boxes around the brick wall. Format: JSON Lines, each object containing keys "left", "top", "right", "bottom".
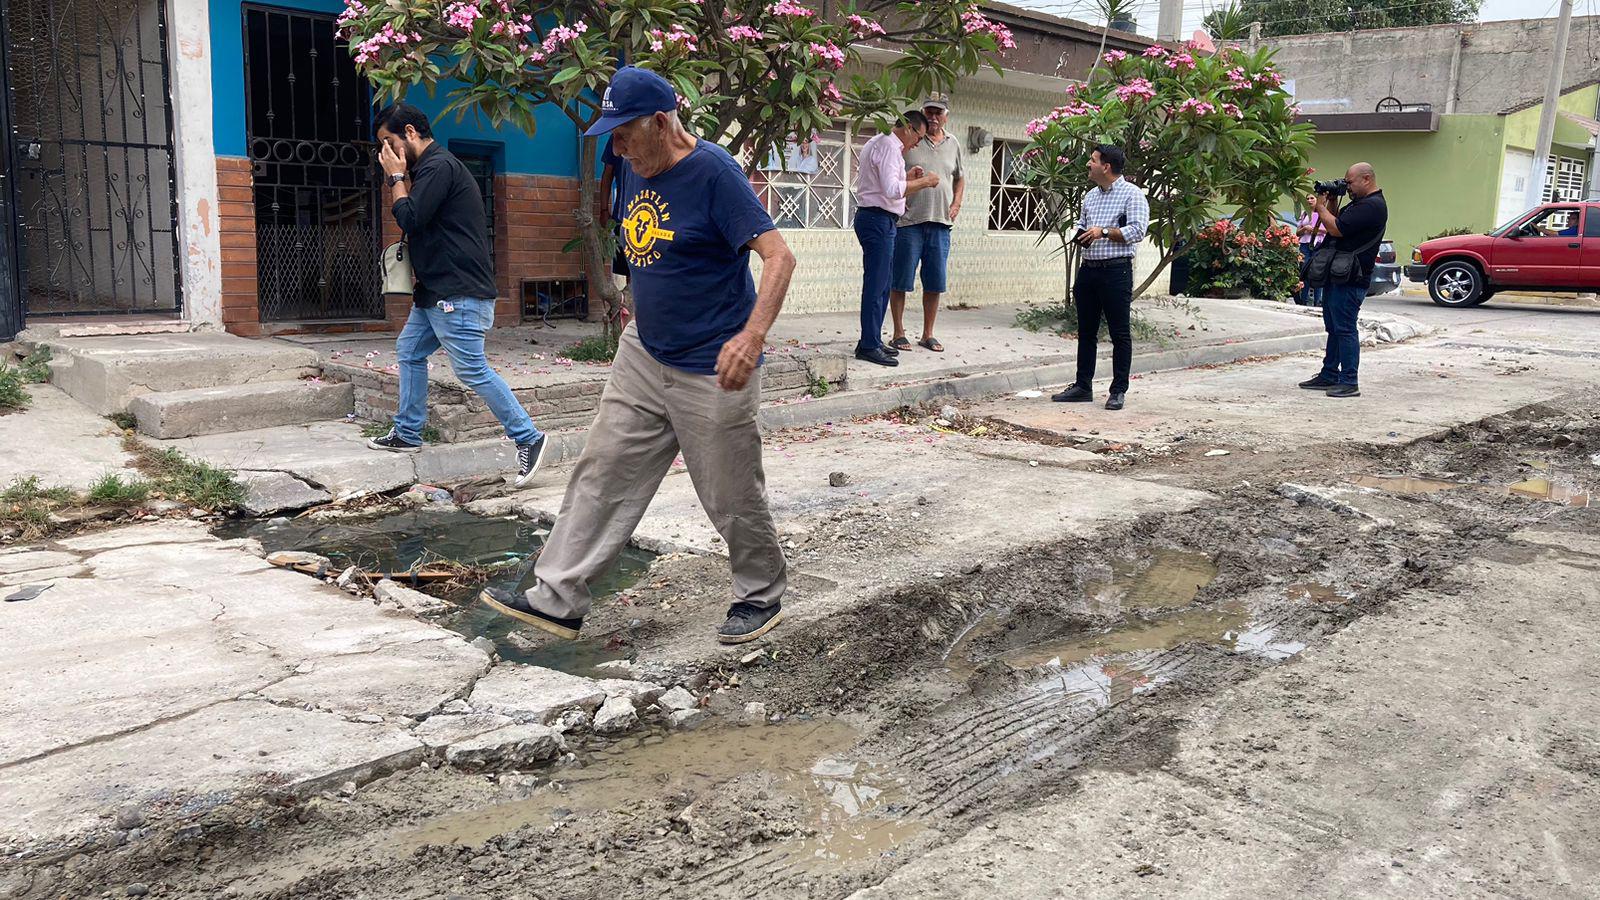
{"left": 217, "top": 158, "right": 261, "bottom": 337}
{"left": 214, "top": 157, "right": 591, "bottom": 337}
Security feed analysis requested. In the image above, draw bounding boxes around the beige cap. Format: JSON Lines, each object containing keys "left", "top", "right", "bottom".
{"left": 922, "top": 92, "right": 951, "bottom": 111}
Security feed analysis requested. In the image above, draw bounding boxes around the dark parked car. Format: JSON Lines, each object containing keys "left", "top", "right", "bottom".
{"left": 1408, "top": 201, "right": 1596, "bottom": 307}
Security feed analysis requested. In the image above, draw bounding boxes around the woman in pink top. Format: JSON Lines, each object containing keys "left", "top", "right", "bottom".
{"left": 1296, "top": 207, "right": 1330, "bottom": 307}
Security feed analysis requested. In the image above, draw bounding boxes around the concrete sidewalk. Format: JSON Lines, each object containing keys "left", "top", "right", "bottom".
{"left": 168, "top": 299, "right": 1370, "bottom": 513}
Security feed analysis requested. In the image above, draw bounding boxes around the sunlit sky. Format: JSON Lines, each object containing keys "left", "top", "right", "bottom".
{"left": 1007, "top": 0, "right": 1569, "bottom": 40}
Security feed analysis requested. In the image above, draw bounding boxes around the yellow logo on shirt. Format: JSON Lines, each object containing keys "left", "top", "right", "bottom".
{"left": 622, "top": 190, "right": 675, "bottom": 268}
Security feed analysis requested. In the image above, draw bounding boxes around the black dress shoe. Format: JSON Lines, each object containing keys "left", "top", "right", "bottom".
{"left": 880, "top": 342, "right": 899, "bottom": 356}
{"left": 1051, "top": 384, "right": 1093, "bottom": 403}
{"left": 855, "top": 346, "right": 899, "bottom": 367}
{"left": 1326, "top": 384, "right": 1360, "bottom": 398}
{"left": 1298, "top": 376, "right": 1337, "bottom": 390}
{"left": 1105, "top": 392, "right": 1125, "bottom": 410}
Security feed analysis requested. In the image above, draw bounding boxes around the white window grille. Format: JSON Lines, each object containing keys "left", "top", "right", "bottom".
{"left": 1543, "top": 155, "right": 1588, "bottom": 203}
{"left": 988, "top": 140, "right": 1046, "bottom": 232}
{"left": 747, "top": 125, "right": 850, "bottom": 229}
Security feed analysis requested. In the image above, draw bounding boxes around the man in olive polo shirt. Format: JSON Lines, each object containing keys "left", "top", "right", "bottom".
{"left": 888, "top": 92, "right": 965, "bottom": 353}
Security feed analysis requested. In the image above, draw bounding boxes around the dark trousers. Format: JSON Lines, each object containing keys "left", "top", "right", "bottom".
{"left": 1074, "top": 260, "right": 1134, "bottom": 394}
{"left": 854, "top": 207, "right": 897, "bottom": 353}
{"left": 1319, "top": 281, "right": 1366, "bottom": 385}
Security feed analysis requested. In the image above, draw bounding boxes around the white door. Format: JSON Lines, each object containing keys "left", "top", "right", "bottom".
{"left": 1497, "top": 148, "right": 1535, "bottom": 228}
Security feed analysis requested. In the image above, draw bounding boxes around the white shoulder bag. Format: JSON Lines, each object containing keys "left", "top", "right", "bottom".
{"left": 381, "top": 240, "right": 414, "bottom": 295}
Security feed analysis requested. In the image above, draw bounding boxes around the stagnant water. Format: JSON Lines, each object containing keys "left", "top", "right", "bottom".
{"left": 220, "top": 509, "right": 655, "bottom": 671}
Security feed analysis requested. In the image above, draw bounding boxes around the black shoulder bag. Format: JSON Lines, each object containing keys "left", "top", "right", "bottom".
{"left": 1303, "top": 229, "right": 1382, "bottom": 289}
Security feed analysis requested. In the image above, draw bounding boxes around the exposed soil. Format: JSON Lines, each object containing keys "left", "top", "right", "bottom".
{"left": 11, "top": 398, "right": 1598, "bottom": 900}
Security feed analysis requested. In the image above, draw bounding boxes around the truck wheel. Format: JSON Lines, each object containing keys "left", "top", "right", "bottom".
{"left": 1469, "top": 291, "right": 1494, "bottom": 307}
{"left": 1428, "top": 261, "right": 1483, "bottom": 307}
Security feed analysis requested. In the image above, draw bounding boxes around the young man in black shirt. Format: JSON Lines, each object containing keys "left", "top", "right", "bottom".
{"left": 371, "top": 103, "right": 547, "bottom": 485}
{"left": 1298, "top": 162, "right": 1387, "bottom": 398}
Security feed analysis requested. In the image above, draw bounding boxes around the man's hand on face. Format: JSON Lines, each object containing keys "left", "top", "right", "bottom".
{"left": 379, "top": 141, "right": 408, "bottom": 178}
{"left": 715, "top": 329, "right": 764, "bottom": 391}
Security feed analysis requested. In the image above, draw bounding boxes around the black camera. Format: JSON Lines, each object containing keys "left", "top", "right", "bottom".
{"left": 1314, "top": 178, "right": 1349, "bottom": 198}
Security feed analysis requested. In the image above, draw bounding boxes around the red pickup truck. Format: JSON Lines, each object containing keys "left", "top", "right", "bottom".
{"left": 1407, "top": 201, "right": 1596, "bottom": 307}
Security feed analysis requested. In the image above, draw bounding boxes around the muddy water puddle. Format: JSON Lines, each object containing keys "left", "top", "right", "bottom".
{"left": 398, "top": 718, "right": 920, "bottom": 866}
{"left": 948, "top": 550, "right": 1317, "bottom": 694}
{"left": 221, "top": 510, "right": 654, "bottom": 672}
{"left": 1351, "top": 473, "right": 1591, "bottom": 507}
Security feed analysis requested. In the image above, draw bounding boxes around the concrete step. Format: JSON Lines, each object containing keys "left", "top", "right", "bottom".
{"left": 129, "top": 380, "right": 354, "bottom": 438}
{"left": 35, "top": 332, "right": 321, "bottom": 414}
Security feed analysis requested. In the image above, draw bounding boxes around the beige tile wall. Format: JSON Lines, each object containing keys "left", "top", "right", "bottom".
{"left": 754, "top": 72, "right": 1167, "bottom": 315}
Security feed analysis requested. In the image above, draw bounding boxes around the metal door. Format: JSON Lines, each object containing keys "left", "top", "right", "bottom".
{"left": 242, "top": 4, "right": 383, "bottom": 322}
{"left": 1, "top": 0, "right": 182, "bottom": 319}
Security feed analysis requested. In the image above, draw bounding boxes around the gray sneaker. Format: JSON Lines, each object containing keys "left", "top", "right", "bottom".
{"left": 717, "top": 602, "right": 784, "bottom": 644}
{"left": 515, "top": 435, "right": 547, "bottom": 487}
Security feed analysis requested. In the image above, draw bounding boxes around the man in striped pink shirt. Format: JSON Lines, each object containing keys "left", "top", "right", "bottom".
{"left": 853, "top": 111, "right": 941, "bottom": 367}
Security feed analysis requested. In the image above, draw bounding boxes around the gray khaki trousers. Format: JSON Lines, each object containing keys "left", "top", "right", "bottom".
{"left": 522, "top": 323, "right": 787, "bottom": 619}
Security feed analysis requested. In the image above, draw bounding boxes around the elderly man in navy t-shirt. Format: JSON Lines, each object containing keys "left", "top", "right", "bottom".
{"left": 481, "top": 67, "right": 799, "bottom": 645}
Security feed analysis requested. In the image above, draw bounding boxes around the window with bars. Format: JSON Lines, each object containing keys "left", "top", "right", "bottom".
{"left": 1543, "top": 155, "right": 1588, "bottom": 203}
{"left": 454, "top": 147, "right": 498, "bottom": 275}
{"left": 747, "top": 126, "right": 851, "bottom": 229}
{"left": 988, "top": 140, "right": 1046, "bottom": 232}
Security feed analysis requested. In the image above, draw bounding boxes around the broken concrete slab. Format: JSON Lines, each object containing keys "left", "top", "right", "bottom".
{"left": 412, "top": 712, "right": 515, "bottom": 749}
{"left": 467, "top": 667, "right": 610, "bottom": 724}
{"left": 128, "top": 380, "right": 354, "bottom": 439}
{"left": 0, "top": 700, "right": 424, "bottom": 856}
{"left": 160, "top": 422, "right": 416, "bottom": 499}
{"left": 235, "top": 470, "right": 332, "bottom": 516}
{"left": 260, "top": 638, "right": 491, "bottom": 720}
{"left": 0, "top": 383, "right": 138, "bottom": 491}
{"left": 0, "top": 565, "right": 90, "bottom": 587}
{"left": 593, "top": 696, "right": 638, "bottom": 735}
{"left": 658, "top": 687, "right": 697, "bottom": 712}
{"left": 443, "top": 724, "right": 564, "bottom": 770}
{"left": 374, "top": 579, "right": 454, "bottom": 616}
{"left": 0, "top": 521, "right": 495, "bottom": 854}
{"left": 0, "top": 550, "right": 82, "bottom": 575}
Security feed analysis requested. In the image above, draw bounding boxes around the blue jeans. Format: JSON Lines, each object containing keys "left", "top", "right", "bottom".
{"left": 891, "top": 222, "right": 952, "bottom": 293}
{"left": 1297, "top": 244, "right": 1324, "bottom": 306}
{"left": 394, "top": 297, "right": 541, "bottom": 446}
{"left": 854, "top": 207, "right": 897, "bottom": 352}
{"left": 1318, "top": 282, "right": 1366, "bottom": 386}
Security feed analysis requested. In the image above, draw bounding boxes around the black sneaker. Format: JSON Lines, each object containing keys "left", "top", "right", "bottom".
{"left": 478, "top": 586, "right": 582, "bottom": 640}
{"left": 717, "top": 601, "right": 784, "bottom": 645}
{"left": 1298, "top": 376, "right": 1337, "bottom": 390}
{"left": 1051, "top": 384, "right": 1093, "bottom": 403}
{"left": 367, "top": 429, "right": 421, "bottom": 453}
{"left": 515, "top": 435, "right": 547, "bottom": 488}
{"left": 1326, "top": 384, "right": 1361, "bottom": 398}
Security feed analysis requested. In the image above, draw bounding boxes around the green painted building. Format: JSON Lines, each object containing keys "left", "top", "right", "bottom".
{"left": 1299, "top": 81, "right": 1600, "bottom": 260}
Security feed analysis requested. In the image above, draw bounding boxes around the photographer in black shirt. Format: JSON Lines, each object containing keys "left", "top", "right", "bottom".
{"left": 1297, "top": 162, "right": 1387, "bottom": 398}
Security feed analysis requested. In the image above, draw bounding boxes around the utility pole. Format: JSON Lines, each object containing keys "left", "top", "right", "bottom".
{"left": 1525, "top": 0, "right": 1575, "bottom": 210}
{"left": 1157, "top": 0, "right": 1183, "bottom": 42}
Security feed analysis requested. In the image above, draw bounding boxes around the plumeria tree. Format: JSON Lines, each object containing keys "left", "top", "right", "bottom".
{"left": 339, "top": 0, "right": 1016, "bottom": 331}
{"left": 1017, "top": 42, "right": 1313, "bottom": 299}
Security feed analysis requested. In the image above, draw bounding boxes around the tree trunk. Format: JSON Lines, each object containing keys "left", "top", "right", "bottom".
{"left": 1134, "top": 249, "right": 1180, "bottom": 297}
{"left": 576, "top": 134, "right": 626, "bottom": 339}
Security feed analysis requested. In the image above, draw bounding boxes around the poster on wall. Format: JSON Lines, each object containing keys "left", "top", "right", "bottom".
{"left": 762, "top": 138, "right": 820, "bottom": 175}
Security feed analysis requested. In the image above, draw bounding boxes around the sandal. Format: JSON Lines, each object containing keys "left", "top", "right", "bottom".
{"left": 889, "top": 336, "right": 913, "bottom": 351}
{"left": 917, "top": 337, "right": 944, "bottom": 352}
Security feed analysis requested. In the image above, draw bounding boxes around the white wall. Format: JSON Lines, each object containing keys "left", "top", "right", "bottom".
{"left": 166, "top": 0, "right": 223, "bottom": 329}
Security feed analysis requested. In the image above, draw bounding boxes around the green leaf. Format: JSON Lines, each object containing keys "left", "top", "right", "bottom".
{"left": 551, "top": 66, "right": 583, "bottom": 85}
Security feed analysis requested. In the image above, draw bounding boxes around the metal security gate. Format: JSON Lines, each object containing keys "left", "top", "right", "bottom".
{"left": 1, "top": 0, "right": 182, "bottom": 320}
{"left": 242, "top": 4, "right": 383, "bottom": 322}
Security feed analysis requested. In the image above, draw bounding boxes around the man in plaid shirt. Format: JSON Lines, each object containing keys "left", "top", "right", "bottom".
{"left": 1052, "top": 144, "right": 1149, "bottom": 411}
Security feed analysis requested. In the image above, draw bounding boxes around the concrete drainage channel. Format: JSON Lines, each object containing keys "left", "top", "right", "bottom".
{"left": 17, "top": 401, "right": 1599, "bottom": 899}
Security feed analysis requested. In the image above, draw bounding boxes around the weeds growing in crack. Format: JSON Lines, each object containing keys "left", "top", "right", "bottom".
{"left": 87, "top": 472, "right": 154, "bottom": 505}
{"left": 0, "top": 364, "right": 29, "bottom": 412}
{"left": 0, "top": 476, "right": 77, "bottom": 537}
{"left": 122, "top": 436, "right": 247, "bottom": 510}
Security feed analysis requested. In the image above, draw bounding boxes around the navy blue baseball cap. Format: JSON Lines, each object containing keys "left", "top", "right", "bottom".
{"left": 584, "top": 67, "right": 678, "bottom": 136}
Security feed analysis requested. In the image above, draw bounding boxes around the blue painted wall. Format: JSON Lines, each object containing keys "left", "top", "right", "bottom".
{"left": 208, "top": 0, "right": 581, "bottom": 176}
